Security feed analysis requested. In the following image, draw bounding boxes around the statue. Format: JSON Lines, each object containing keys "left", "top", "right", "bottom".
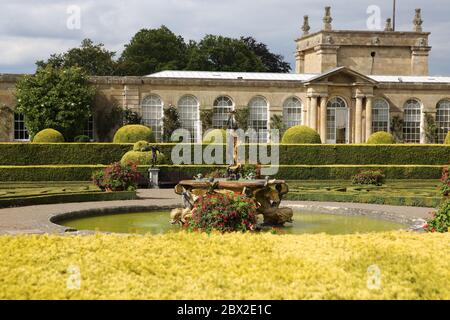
{"left": 323, "top": 6, "right": 333, "bottom": 31}
{"left": 150, "top": 145, "right": 160, "bottom": 167}
{"left": 225, "top": 110, "right": 241, "bottom": 180}
{"left": 413, "top": 8, "right": 423, "bottom": 32}
{"left": 302, "top": 15, "right": 310, "bottom": 36}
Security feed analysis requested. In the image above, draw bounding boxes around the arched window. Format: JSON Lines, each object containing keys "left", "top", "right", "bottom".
{"left": 326, "top": 97, "right": 348, "bottom": 144}
{"left": 283, "top": 97, "right": 302, "bottom": 128}
{"left": 248, "top": 97, "right": 269, "bottom": 143}
{"left": 403, "top": 99, "right": 422, "bottom": 143}
{"left": 178, "top": 95, "right": 200, "bottom": 143}
{"left": 213, "top": 96, "right": 234, "bottom": 129}
{"left": 14, "top": 113, "right": 29, "bottom": 141}
{"left": 436, "top": 99, "right": 450, "bottom": 143}
{"left": 372, "top": 98, "right": 390, "bottom": 133}
{"left": 141, "top": 95, "right": 163, "bottom": 142}
{"left": 83, "top": 115, "right": 94, "bottom": 141}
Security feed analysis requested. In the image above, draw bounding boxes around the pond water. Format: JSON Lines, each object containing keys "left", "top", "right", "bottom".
{"left": 60, "top": 210, "right": 407, "bottom": 235}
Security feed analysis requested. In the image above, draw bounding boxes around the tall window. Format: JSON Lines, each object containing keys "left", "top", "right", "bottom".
{"left": 142, "top": 95, "right": 163, "bottom": 142}
{"left": 326, "top": 97, "right": 348, "bottom": 144}
{"left": 283, "top": 97, "right": 302, "bottom": 128}
{"left": 83, "top": 115, "right": 94, "bottom": 141}
{"left": 372, "top": 98, "right": 390, "bottom": 133}
{"left": 248, "top": 96, "right": 268, "bottom": 143}
{"left": 14, "top": 113, "right": 29, "bottom": 141}
{"left": 436, "top": 99, "right": 450, "bottom": 144}
{"left": 213, "top": 96, "right": 234, "bottom": 129}
{"left": 178, "top": 95, "right": 200, "bottom": 143}
{"left": 403, "top": 99, "right": 422, "bottom": 143}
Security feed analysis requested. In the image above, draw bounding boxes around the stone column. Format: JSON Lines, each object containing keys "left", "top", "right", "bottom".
{"left": 420, "top": 110, "right": 426, "bottom": 144}
{"left": 355, "top": 97, "right": 363, "bottom": 143}
{"left": 365, "top": 97, "right": 373, "bottom": 142}
{"left": 320, "top": 97, "right": 327, "bottom": 143}
{"left": 310, "top": 96, "right": 318, "bottom": 130}
{"left": 304, "top": 97, "right": 310, "bottom": 127}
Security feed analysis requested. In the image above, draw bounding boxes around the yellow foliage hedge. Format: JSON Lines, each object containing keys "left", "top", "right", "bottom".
{"left": 0, "top": 232, "right": 449, "bottom": 300}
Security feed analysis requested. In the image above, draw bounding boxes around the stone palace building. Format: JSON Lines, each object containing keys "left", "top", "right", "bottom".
{"left": 1, "top": 6, "right": 450, "bottom": 144}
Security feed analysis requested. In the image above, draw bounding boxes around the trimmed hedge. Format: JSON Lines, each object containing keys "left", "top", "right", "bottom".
{"left": 285, "top": 192, "right": 441, "bottom": 208}
{"left": 4, "top": 192, "right": 136, "bottom": 207}
{"left": 0, "top": 191, "right": 137, "bottom": 208}
{"left": 0, "top": 143, "right": 133, "bottom": 165}
{"left": 0, "top": 165, "right": 443, "bottom": 181}
{"left": 3, "top": 143, "right": 450, "bottom": 166}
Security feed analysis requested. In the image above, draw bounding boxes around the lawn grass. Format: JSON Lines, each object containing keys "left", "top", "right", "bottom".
{"left": 0, "top": 232, "right": 448, "bottom": 300}
{"left": 286, "top": 180, "right": 441, "bottom": 207}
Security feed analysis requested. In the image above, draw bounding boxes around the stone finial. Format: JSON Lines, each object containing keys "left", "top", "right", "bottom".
{"left": 323, "top": 6, "right": 333, "bottom": 31}
{"left": 384, "top": 18, "right": 393, "bottom": 32}
{"left": 302, "top": 15, "right": 311, "bottom": 36}
{"left": 413, "top": 8, "right": 423, "bottom": 32}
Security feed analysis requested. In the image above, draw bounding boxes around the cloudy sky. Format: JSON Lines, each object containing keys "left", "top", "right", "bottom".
{"left": 0, "top": 0, "right": 448, "bottom": 75}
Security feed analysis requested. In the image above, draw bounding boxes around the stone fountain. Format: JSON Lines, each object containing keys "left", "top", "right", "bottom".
{"left": 170, "top": 111, "right": 294, "bottom": 227}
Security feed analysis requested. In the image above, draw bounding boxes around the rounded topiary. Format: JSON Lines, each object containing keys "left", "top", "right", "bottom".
{"left": 113, "top": 125, "right": 155, "bottom": 144}
{"left": 203, "top": 129, "right": 227, "bottom": 144}
{"left": 133, "top": 140, "right": 152, "bottom": 152}
{"left": 281, "top": 125, "right": 321, "bottom": 144}
{"left": 74, "top": 135, "right": 91, "bottom": 142}
{"left": 366, "top": 131, "right": 395, "bottom": 144}
{"left": 32, "top": 129, "right": 65, "bottom": 143}
{"left": 444, "top": 132, "right": 450, "bottom": 144}
{"left": 121, "top": 151, "right": 166, "bottom": 166}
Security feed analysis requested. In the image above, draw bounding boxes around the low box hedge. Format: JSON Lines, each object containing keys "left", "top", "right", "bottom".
{"left": 0, "top": 165, "right": 443, "bottom": 181}
{"left": 2, "top": 143, "right": 450, "bottom": 166}
{"left": 285, "top": 192, "right": 441, "bottom": 208}
{"left": 0, "top": 190, "right": 137, "bottom": 208}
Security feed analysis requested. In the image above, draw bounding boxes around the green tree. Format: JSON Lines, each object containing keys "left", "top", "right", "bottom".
{"left": 186, "top": 35, "right": 266, "bottom": 72}
{"left": 117, "top": 26, "right": 188, "bottom": 76}
{"left": 270, "top": 114, "right": 287, "bottom": 137}
{"left": 15, "top": 65, "right": 96, "bottom": 140}
{"left": 241, "top": 37, "right": 291, "bottom": 73}
{"left": 36, "top": 39, "right": 117, "bottom": 76}
{"left": 163, "top": 105, "right": 182, "bottom": 142}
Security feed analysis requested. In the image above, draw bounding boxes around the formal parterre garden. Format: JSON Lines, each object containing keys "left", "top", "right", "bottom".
{"left": 1, "top": 126, "right": 450, "bottom": 299}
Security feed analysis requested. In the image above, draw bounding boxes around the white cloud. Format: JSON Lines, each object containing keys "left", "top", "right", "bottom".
{"left": 0, "top": 0, "right": 449, "bottom": 75}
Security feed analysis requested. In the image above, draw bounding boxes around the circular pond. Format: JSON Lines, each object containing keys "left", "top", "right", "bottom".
{"left": 59, "top": 210, "right": 407, "bottom": 235}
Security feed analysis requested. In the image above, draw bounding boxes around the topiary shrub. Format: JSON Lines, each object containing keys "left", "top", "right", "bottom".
{"left": 351, "top": 170, "right": 386, "bottom": 186}
{"left": 74, "top": 135, "right": 91, "bottom": 142}
{"left": 32, "top": 129, "right": 65, "bottom": 143}
{"left": 121, "top": 150, "right": 166, "bottom": 166}
{"left": 113, "top": 125, "right": 155, "bottom": 143}
{"left": 203, "top": 129, "right": 227, "bottom": 144}
{"left": 133, "top": 140, "right": 152, "bottom": 152}
{"left": 444, "top": 132, "right": 450, "bottom": 144}
{"left": 281, "top": 126, "right": 321, "bottom": 144}
{"left": 367, "top": 131, "right": 395, "bottom": 144}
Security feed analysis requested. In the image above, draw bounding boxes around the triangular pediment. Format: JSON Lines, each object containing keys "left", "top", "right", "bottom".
{"left": 305, "top": 67, "right": 378, "bottom": 85}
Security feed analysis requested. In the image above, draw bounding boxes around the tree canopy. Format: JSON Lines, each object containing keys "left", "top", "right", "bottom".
{"left": 117, "top": 26, "right": 188, "bottom": 76}
{"left": 15, "top": 65, "right": 96, "bottom": 140}
{"left": 36, "top": 26, "right": 292, "bottom": 76}
{"left": 36, "top": 39, "right": 117, "bottom": 76}
{"left": 241, "top": 37, "right": 291, "bottom": 73}
{"left": 186, "top": 35, "right": 267, "bottom": 72}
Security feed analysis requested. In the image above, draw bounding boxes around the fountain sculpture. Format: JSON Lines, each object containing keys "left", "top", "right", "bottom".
{"left": 170, "top": 110, "right": 294, "bottom": 227}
